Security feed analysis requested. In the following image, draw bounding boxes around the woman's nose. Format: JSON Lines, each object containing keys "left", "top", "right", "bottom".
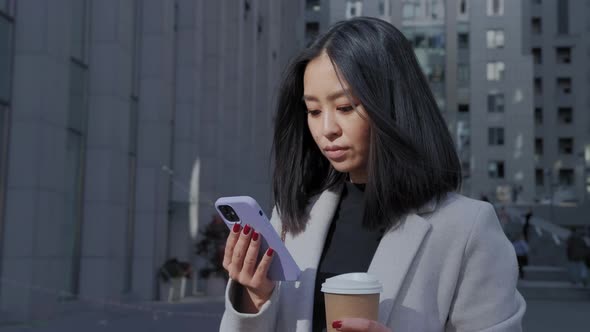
{"left": 322, "top": 111, "right": 341, "bottom": 139}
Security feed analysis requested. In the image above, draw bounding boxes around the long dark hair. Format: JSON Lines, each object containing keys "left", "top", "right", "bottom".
{"left": 272, "top": 17, "right": 461, "bottom": 235}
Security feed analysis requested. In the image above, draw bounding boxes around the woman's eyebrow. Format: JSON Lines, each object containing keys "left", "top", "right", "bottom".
{"left": 302, "top": 89, "right": 352, "bottom": 102}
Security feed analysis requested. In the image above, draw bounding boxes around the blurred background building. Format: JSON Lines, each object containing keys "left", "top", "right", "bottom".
{"left": 0, "top": 0, "right": 304, "bottom": 322}
{"left": 305, "top": 0, "right": 589, "bottom": 205}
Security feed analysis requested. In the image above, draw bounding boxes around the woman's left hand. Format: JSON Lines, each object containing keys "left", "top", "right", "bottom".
{"left": 332, "top": 318, "right": 391, "bottom": 332}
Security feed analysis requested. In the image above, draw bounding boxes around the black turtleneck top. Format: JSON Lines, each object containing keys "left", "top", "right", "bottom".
{"left": 311, "top": 182, "right": 384, "bottom": 332}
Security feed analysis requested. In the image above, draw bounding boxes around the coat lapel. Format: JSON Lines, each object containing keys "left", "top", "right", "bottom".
{"left": 281, "top": 185, "right": 343, "bottom": 325}
{"left": 368, "top": 213, "right": 432, "bottom": 325}
{"left": 283, "top": 186, "right": 434, "bottom": 327}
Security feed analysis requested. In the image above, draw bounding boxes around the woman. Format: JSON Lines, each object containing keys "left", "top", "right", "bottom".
{"left": 219, "top": 17, "right": 525, "bottom": 332}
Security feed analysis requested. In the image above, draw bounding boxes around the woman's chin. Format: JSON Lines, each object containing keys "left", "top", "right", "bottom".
{"left": 329, "top": 162, "right": 357, "bottom": 174}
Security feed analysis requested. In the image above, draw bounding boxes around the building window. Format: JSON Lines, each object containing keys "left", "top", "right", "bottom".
{"left": 556, "top": 47, "right": 571, "bottom": 64}
{"left": 459, "top": 0, "right": 467, "bottom": 15}
{"left": 346, "top": 1, "right": 363, "bottom": 19}
{"left": 559, "top": 168, "right": 574, "bottom": 186}
{"left": 458, "top": 104, "right": 469, "bottom": 113}
{"left": 486, "top": 30, "right": 504, "bottom": 48}
{"left": 487, "top": 62, "right": 505, "bottom": 81}
{"left": 535, "top": 138, "right": 543, "bottom": 157}
{"left": 557, "top": 0, "right": 569, "bottom": 35}
{"left": 378, "top": 0, "right": 386, "bottom": 16}
{"left": 534, "top": 78, "right": 543, "bottom": 95}
{"left": 532, "top": 17, "right": 542, "bottom": 34}
{"left": 306, "top": 0, "right": 321, "bottom": 11}
{"left": 488, "top": 92, "right": 505, "bottom": 112}
{"left": 458, "top": 64, "right": 469, "bottom": 83}
{"left": 488, "top": 127, "right": 505, "bottom": 146}
{"left": 535, "top": 107, "right": 543, "bottom": 124}
{"left": 536, "top": 168, "right": 544, "bottom": 186}
{"left": 556, "top": 77, "right": 572, "bottom": 94}
{"left": 532, "top": 48, "right": 542, "bottom": 64}
{"left": 557, "top": 107, "right": 573, "bottom": 124}
{"left": 558, "top": 137, "right": 573, "bottom": 154}
{"left": 458, "top": 32, "right": 469, "bottom": 49}
{"left": 487, "top": 0, "right": 504, "bottom": 16}
{"left": 403, "top": 3, "right": 415, "bottom": 19}
{"left": 488, "top": 161, "right": 505, "bottom": 179}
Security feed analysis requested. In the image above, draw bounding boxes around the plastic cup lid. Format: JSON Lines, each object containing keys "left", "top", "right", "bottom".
{"left": 321, "top": 272, "right": 383, "bottom": 295}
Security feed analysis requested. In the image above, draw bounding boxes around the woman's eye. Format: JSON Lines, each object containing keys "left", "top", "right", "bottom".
{"left": 337, "top": 105, "right": 356, "bottom": 112}
{"left": 306, "top": 110, "right": 321, "bottom": 116}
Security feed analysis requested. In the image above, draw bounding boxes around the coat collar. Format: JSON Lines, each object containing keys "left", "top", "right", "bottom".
{"left": 285, "top": 184, "right": 434, "bottom": 325}
{"left": 368, "top": 213, "right": 432, "bottom": 325}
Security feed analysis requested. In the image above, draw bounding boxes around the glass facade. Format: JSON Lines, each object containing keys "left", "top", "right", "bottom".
{"left": 402, "top": 0, "right": 446, "bottom": 111}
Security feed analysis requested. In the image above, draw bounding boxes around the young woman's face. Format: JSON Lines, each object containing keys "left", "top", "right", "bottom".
{"left": 303, "top": 52, "right": 371, "bottom": 183}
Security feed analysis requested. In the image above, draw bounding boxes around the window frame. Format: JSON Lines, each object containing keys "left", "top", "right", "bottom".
{"left": 487, "top": 0, "right": 504, "bottom": 16}
{"left": 488, "top": 160, "right": 505, "bottom": 179}
{"left": 486, "top": 29, "right": 505, "bottom": 49}
{"left": 487, "top": 91, "right": 505, "bottom": 113}
{"left": 488, "top": 127, "right": 505, "bottom": 146}
{"left": 487, "top": 62, "right": 505, "bottom": 81}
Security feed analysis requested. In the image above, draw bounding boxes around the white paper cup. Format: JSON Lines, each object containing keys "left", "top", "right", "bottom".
{"left": 321, "top": 273, "right": 382, "bottom": 332}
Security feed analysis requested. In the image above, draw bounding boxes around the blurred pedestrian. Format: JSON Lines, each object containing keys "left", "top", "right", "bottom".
{"left": 512, "top": 235, "right": 529, "bottom": 279}
{"left": 498, "top": 206, "right": 511, "bottom": 230}
{"left": 522, "top": 208, "right": 533, "bottom": 243}
{"left": 566, "top": 229, "right": 589, "bottom": 286}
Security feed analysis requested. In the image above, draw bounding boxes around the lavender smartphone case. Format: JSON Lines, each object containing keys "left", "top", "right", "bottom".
{"left": 215, "top": 196, "right": 301, "bottom": 281}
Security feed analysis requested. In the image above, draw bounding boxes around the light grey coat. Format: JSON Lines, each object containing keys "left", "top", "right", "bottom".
{"left": 220, "top": 187, "right": 526, "bottom": 331}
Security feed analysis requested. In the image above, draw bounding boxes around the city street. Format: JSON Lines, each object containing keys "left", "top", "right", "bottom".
{"left": 0, "top": 295, "right": 588, "bottom": 331}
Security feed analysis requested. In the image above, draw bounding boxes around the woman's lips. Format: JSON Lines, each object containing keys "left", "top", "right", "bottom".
{"left": 324, "top": 148, "right": 348, "bottom": 160}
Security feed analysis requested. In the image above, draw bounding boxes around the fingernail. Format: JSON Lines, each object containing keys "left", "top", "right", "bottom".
{"left": 266, "top": 248, "right": 274, "bottom": 257}
{"left": 252, "top": 231, "right": 259, "bottom": 242}
{"left": 243, "top": 224, "right": 251, "bottom": 235}
{"left": 232, "top": 223, "right": 241, "bottom": 233}
{"left": 332, "top": 320, "right": 342, "bottom": 329}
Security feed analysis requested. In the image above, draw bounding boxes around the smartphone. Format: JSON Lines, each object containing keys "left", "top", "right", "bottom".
{"left": 215, "top": 196, "right": 301, "bottom": 281}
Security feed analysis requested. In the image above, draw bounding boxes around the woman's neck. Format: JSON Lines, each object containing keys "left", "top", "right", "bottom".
{"left": 348, "top": 172, "right": 367, "bottom": 184}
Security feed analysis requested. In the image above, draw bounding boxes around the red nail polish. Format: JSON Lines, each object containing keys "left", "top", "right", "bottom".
{"left": 332, "top": 320, "right": 342, "bottom": 329}
{"left": 243, "top": 224, "right": 251, "bottom": 235}
{"left": 266, "top": 248, "right": 274, "bottom": 256}
{"left": 232, "top": 223, "right": 241, "bottom": 233}
{"left": 252, "top": 231, "right": 259, "bottom": 241}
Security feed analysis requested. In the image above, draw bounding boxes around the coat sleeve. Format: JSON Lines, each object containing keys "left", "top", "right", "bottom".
{"left": 446, "top": 203, "right": 526, "bottom": 332}
{"left": 218, "top": 207, "right": 283, "bottom": 331}
{"left": 218, "top": 279, "right": 280, "bottom": 331}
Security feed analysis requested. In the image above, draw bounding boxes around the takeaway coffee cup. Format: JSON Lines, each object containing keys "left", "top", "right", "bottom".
{"left": 321, "top": 273, "right": 383, "bottom": 332}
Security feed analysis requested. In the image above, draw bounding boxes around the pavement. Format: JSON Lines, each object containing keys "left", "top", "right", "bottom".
{"left": 0, "top": 295, "right": 589, "bottom": 331}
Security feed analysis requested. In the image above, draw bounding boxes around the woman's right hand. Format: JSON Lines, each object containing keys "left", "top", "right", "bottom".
{"left": 223, "top": 223, "right": 275, "bottom": 313}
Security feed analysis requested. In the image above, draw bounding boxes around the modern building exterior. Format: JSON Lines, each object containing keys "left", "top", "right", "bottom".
{"left": 467, "top": 0, "right": 535, "bottom": 203}
{"left": 0, "top": 0, "right": 304, "bottom": 322}
{"left": 305, "top": 0, "right": 542, "bottom": 204}
{"left": 523, "top": 0, "right": 590, "bottom": 204}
